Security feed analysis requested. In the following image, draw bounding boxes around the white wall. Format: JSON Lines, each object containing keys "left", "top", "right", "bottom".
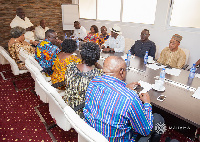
{"left": 79, "top": 0, "right": 200, "bottom": 67}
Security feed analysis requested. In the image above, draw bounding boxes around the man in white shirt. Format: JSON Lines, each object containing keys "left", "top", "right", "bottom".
{"left": 71, "top": 21, "right": 87, "bottom": 41}
{"left": 101, "top": 25, "right": 125, "bottom": 53}
{"left": 35, "top": 19, "right": 49, "bottom": 41}
{"left": 10, "top": 8, "right": 38, "bottom": 46}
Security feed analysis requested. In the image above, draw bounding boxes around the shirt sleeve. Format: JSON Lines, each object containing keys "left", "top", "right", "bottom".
{"left": 80, "top": 27, "right": 87, "bottom": 40}
{"left": 149, "top": 42, "right": 156, "bottom": 59}
{"left": 130, "top": 44, "right": 136, "bottom": 55}
{"left": 157, "top": 48, "right": 165, "bottom": 64}
{"left": 35, "top": 27, "right": 45, "bottom": 40}
{"left": 177, "top": 50, "right": 186, "bottom": 68}
{"left": 128, "top": 96, "right": 153, "bottom": 136}
{"left": 103, "top": 37, "right": 110, "bottom": 47}
{"left": 114, "top": 36, "right": 125, "bottom": 52}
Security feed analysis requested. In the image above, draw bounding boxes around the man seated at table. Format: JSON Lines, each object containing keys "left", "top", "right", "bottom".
{"left": 71, "top": 21, "right": 87, "bottom": 41}
{"left": 34, "top": 19, "right": 49, "bottom": 41}
{"left": 35, "top": 29, "right": 61, "bottom": 76}
{"left": 97, "top": 26, "right": 110, "bottom": 46}
{"left": 84, "top": 56, "right": 164, "bottom": 142}
{"left": 130, "top": 29, "right": 156, "bottom": 59}
{"left": 101, "top": 25, "right": 125, "bottom": 53}
{"left": 157, "top": 34, "right": 186, "bottom": 69}
{"left": 10, "top": 8, "right": 38, "bottom": 46}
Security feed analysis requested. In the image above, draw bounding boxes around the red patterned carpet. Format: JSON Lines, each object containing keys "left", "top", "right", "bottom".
{"left": 0, "top": 64, "right": 199, "bottom": 142}
{"left": 0, "top": 64, "right": 78, "bottom": 142}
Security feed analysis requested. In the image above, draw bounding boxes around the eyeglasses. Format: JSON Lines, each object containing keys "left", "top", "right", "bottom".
{"left": 140, "top": 34, "right": 149, "bottom": 36}
{"left": 50, "top": 36, "right": 58, "bottom": 39}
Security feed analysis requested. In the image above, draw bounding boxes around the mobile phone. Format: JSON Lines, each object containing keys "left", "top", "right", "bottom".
{"left": 157, "top": 95, "right": 166, "bottom": 102}
{"left": 134, "top": 85, "right": 144, "bottom": 94}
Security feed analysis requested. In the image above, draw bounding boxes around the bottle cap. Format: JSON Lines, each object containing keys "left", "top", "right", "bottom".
{"left": 162, "top": 68, "right": 165, "bottom": 70}
{"left": 193, "top": 64, "right": 196, "bottom": 66}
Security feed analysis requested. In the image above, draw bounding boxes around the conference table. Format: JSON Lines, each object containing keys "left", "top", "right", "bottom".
{"left": 97, "top": 52, "right": 200, "bottom": 128}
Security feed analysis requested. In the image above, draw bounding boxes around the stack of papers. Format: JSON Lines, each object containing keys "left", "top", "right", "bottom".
{"left": 192, "top": 87, "right": 200, "bottom": 99}
{"left": 195, "top": 73, "right": 200, "bottom": 78}
{"left": 146, "top": 63, "right": 165, "bottom": 70}
{"left": 138, "top": 80, "right": 152, "bottom": 93}
{"left": 165, "top": 68, "right": 181, "bottom": 76}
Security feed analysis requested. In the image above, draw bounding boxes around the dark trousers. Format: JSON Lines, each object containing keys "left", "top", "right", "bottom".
{"left": 136, "top": 113, "right": 165, "bottom": 142}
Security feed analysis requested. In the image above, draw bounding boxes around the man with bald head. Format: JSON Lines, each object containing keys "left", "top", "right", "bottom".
{"left": 35, "top": 29, "right": 61, "bottom": 76}
{"left": 35, "top": 19, "right": 49, "bottom": 41}
{"left": 84, "top": 56, "right": 164, "bottom": 142}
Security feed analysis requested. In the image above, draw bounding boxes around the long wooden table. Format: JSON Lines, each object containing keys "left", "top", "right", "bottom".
{"left": 99, "top": 52, "right": 200, "bottom": 128}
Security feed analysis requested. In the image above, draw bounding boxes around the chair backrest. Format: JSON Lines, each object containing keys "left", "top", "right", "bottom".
{"left": 25, "top": 59, "right": 38, "bottom": 82}
{"left": 28, "top": 56, "right": 43, "bottom": 71}
{"left": 0, "top": 46, "right": 20, "bottom": 75}
{"left": 124, "top": 38, "right": 135, "bottom": 54}
{"left": 64, "top": 106, "right": 109, "bottom": 142}
{"left": 19, "top": 48, "right": 31, "bottom": 62}
{"left": 35, "top": 77, "right": 71, "bottom": 131}
{"left": 0, "top": 46, "right": 9, "bottom": 65}
{"left": 181, "top": 48, "right": 190, "bottom": 65}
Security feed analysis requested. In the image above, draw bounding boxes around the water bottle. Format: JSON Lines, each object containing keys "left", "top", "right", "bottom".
{"left": 65, "top": 33, "right": 67, "bottom": 39}
{"left": 76, "top": 37, "right": 79, "bottom": 50}
{"left": 126, "top": 50, "right": 131, "bottom": 68}
{"left": 144, "top": 51, "right": 148, "bottom": 65}
{"left": 159, "top": 68, "right": 166, "bottom": 82}
{"left": 189, "top": 64, "right": 196, "bottom": 79}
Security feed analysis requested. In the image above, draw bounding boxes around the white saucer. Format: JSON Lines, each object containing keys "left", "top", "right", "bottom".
{"left": 152, "top": 84, "right": 165, "bottom": 91}
{"left": 148, "top": 60, "right": 155, "bottom": 64}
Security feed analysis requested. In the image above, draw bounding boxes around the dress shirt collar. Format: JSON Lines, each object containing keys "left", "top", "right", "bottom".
{"left": 102, "top": 74, "right": 126, "bottom": 87}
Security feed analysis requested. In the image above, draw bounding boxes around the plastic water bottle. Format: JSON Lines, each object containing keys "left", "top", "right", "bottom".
{"left": 159, "top": 68, "right": 166, "bottom": 82}
{"left": 144, "top": 51, "right": 148, "bottom": 65}
{"left": 65, "top": 33, "right": 67, "bottom": 39}
{"left": 126, "top": 50, "right": 131, "bottom": 68}
{"left": 189, "top": 64, "right": 196, "bottom": 79}
{"left": 76, "top": 37, "right": 79, "bottom": 50}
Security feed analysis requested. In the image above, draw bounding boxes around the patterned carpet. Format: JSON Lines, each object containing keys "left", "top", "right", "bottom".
{"left": 0, "top": 64, "right": 78, "bottom": 142}
{"left": 0, "top": 64, "right": 199, "bottom": 142}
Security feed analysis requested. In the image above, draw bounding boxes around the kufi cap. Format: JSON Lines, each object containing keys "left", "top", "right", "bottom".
{"left": 172, "top": 34, "right": 182, "bottom": 42}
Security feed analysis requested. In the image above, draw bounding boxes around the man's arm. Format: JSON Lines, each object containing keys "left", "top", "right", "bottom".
{"left": 157, "top": 48, "right": 165, "bottom": 64}
{"left": 128, "top": 92, "right": 153, "bottom": 136}
{"left": 114, "top": 36, "right": 125, "bottom": 52}
{"left": 80, "top": 27, "right": 87, "bottom": 40}
{"left": 195, "top": 59, "right": 200, "bottom": 67}
{"left": 130, "top": 44, "right": 136, "bottom": 55}
{"left": 177, "top": 50, "right": 186, "bottom": 69}
{"left": 149, "top": 42, "right": 156, "bottom": 59}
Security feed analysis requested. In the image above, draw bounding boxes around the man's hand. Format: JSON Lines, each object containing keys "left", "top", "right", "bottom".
{"left": 139, "top": 93, "right": 151, "bottom": 104}
{"left": 57, "top": 39, "right": 63, "bottom": 45}
{"left": 126, "top": 82, "right": 140, "bottom": 90}
{"left": 102, "top": 48, "right": 110, "bottom": 52}
{"left": 101, "top": 45, "right": 105, "bottom": 49}
{"left": 30, "top": 40, "right": 39, "bottom": 46}
{"left": 26, "top": 26, "right": 35, "bottom": 31}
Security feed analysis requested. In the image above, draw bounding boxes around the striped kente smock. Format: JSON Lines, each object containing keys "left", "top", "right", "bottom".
{"left": 83, "top": 74, "right": 153, "bottom": 142}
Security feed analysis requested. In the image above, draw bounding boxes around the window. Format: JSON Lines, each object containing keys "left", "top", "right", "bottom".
{"left": 170, "top": 0, "right": 200, "bottom": 28}
{"left": 97, "top": 0, "right": 121, "bottom": 21}
{"left": 79, "top": 0, "right": 157, "bottom": 24}
{"left": 122, "top": 0, "right": 157, "bottom": 24}
{"left": 79, "top": 0, "right": 96, "bottom": 19}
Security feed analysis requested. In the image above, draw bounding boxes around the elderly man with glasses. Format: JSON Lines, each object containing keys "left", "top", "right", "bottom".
{"left": 130, "top": 29, "right": 156, "bottom": 59}
{"left": 35, "top": 29, "right": 61, "bottom": 76}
